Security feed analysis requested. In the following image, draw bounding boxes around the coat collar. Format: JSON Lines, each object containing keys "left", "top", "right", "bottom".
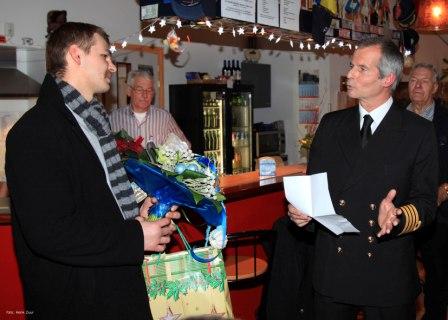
{"left": 38, "top": 74, "right": 102, "bottom": 161}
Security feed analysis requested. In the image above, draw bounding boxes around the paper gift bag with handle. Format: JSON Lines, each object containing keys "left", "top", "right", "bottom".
{"left": 142, "top": 247, "right": 233, "bottom": 319}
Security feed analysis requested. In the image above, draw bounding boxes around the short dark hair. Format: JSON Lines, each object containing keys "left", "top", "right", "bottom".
{"left": 46, "top": 22, "right": 110, "bottom": 77}
{"left": 357, "top": 38, "right": 404, "bottom": 91}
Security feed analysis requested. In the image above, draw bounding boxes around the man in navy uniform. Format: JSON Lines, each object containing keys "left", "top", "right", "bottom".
{"left": 288, "top": 38, "right": 438, "bottom": 319}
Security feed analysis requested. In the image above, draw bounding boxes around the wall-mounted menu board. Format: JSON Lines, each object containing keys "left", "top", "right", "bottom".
{"left": 221, "top": 0, "right": 256, "bottom": 23}
{"left": 257, "top": 0, "right": 279, "bottom": 27}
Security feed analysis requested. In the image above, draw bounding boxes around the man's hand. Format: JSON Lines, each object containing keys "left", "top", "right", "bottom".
{"left": 139, "top": 197, "right": 181, "bottom": 221}
{"left": 437, "top": 183, "right": 448, "bottom": 206}
{"left": 137, "top": 197, "right": 181, "bottom": 252}
{"left": 377, "top": 189, "right": 402, "bottom": 237}
{"left": 139, "top": 197, "right": 157, "bottom": 219}
{"left": 138, "top": 218, "right": 176, "bottom": 252}
{"left": 288, "top": 204, "right": 312, "bottom": 227}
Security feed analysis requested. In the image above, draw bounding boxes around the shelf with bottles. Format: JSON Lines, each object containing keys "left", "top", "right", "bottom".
{"left": 231, "top": 131, "right": 250, "bottom": 148}
{"left": 221, "top": 59, "right": 241, "bottom": 85}
{"left": 204, "top": 150, "right": 222, "bottom": 174}
{"left": 203, "top": 130, "right": 222, "bottom": 152}
{"left": 203, "top": 107, "right": 221, "bottom": 129}
{"left": 231, "top": 125, "right": 250, "bottom": 130}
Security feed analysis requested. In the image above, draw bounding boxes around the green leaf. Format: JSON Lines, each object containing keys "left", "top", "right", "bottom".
{"left": 115, "top": 129, "right": 133, "bottom": 141}
{"left": 180, "top": 169, "right": 208, "bottom": 179}
{"left": 214, "top": 193, "right": 226, "bottom": 202}
{"left": 163, "top": 169, "right": 178, "bottom": 176}
{"left": 191, "top": 190, "right": 205, "bottom": 204}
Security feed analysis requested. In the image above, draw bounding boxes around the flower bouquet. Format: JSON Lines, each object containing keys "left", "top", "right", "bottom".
{"left": 115, "top": 130, "right": 227, "bottom": 262}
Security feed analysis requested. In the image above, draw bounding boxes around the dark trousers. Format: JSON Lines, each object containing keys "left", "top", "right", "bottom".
{"left": 420, "top": 222, "right": 448, "bottom": 320}
{"left": 314, "top": 293, "right": 415, "bottom": 320}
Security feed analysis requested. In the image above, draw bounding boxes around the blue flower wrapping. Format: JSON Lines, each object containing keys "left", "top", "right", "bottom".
{"left": 124, "top": 158, "right": 227, "bottom": 237}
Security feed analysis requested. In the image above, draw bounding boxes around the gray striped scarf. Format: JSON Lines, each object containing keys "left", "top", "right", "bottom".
{"left": 56, "top": 77, "right": 138, "bottom": 220}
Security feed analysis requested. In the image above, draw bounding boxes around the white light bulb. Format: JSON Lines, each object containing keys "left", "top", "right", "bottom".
{"left": 252, "top": 25, "right": 258, "bottom": 34}
{"left": 218, "top": 26, "right": 224, "bottom": 35}
{"left": 260, "top": 28, "right": 265, "bottom": 35}
{"left": 205, "top": 19, "right": 212, "bottom": 28}
{"left": 232, "top": 28, "right": 236, "bottom": 37}
{"left": 290, "top": 39, "right": 293, "bottom": 47}
{"left": 299, "top": 42, "right": 304, "bottom": 49}
{"left": 275, "top": 36, "right": 281, "bottom": 43}
{"left": 121, "top": 40, "right": 127, "bottom": 48}
{"left": 138, "top": 34, "right": 143, "bottom": 43}
{"left": 176, "top": 19, "right": 182, "bottom": 28}
{"left": 159, "top": 18, "right": 166, "bottom": 27}
{"left": 148, "top": 25, "right": 156, "bottom": 34}
{"left": 268, "top": 33, "right": 274, "bottom": 41}
{"left": 109, "top": 45, "right": 117, "bottom": 53}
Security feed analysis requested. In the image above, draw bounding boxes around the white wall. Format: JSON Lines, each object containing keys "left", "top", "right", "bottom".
{"left": 4, "top": 0, "right": 406, "bottom": 164}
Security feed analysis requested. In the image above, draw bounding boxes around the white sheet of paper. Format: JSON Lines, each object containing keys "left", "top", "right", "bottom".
{"left": 283, "top": 173, "right": 360, "bottom": 235}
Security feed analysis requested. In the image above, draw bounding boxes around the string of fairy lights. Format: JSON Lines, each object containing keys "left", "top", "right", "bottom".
{"left": 109, "top": 16, "right": 367, "bottom": 54}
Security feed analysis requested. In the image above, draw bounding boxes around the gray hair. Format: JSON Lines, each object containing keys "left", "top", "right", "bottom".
{"left": 357, "top": 38, "right": 404, "bottom": 91}
{"left": 411, "top": 63, "right": 439, "bottom": 83}
{"left": 126, "top": 70, "right": 154, "bottom": 87}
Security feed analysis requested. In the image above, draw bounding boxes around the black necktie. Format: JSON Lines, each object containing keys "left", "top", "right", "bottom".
{"left": 360, "top": 114, "right": 374, "bottom": 149}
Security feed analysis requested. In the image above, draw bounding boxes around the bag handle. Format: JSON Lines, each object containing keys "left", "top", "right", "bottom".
{"left": 174, "top": 222, "right": 220, "bottom": 263}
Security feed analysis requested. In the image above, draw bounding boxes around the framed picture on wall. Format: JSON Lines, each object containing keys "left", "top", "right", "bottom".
{"left": 116, "top": 62, "right": 132, "bottom": 107}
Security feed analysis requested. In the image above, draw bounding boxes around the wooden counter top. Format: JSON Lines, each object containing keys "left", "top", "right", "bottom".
{"left": 0, "top": 165, "right": 307, "bottom": 224}
{"left": 220, "top": 164, "right": 306, "bottom": 202}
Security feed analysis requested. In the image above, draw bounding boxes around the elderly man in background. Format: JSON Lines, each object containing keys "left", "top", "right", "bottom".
{"left": 408, "top": 63, "right": 448, "bottom": 320}
{"left": 109, "top": 70, "right": 190, "bottom": 147}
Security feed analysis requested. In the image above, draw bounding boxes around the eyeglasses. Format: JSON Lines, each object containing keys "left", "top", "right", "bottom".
{"left": 131, "top": 86, "right": 154, "bottom": 95}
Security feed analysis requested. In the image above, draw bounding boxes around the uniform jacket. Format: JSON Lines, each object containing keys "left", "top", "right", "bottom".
{"left": 307, "top": 103, "right": 438, "bottom": 306}
{"left": 6, "top": 74, "right": 151, "bottom": 320}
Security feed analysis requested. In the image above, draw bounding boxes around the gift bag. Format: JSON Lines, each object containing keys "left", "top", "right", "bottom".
{"left": 142, "top": 247, "right": 233, "bottom": 319}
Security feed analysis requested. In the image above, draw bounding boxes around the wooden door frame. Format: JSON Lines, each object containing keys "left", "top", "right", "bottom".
{"left": 113, "top": 43, "right": 165, "bottom": 107}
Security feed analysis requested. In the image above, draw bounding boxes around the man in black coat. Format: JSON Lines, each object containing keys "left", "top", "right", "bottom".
{"left": 5, "top": 22, "right": 180, "bottom": 320}
{"left": 288, "top": 39, "right": 438, "bottom": 319}
{"left": 407, "top": 63, "right": 448, "bottom": 320}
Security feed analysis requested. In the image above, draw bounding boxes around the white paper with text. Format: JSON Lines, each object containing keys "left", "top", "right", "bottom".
{"left": 283, "top": 173, "right": 359, "bottom": 235}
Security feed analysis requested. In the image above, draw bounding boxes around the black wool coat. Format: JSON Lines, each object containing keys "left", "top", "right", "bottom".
{"left": 6, "top": 74, "right": 151, "bottom": 320}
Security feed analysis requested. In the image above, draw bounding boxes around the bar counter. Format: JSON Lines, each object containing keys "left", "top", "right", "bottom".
{"left": 0, "top": 164, "right": 306, "bottom": 320}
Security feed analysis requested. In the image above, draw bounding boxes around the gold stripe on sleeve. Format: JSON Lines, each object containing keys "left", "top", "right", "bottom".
{"left": 398, "top": 204, "right": 420, "bottom": 235}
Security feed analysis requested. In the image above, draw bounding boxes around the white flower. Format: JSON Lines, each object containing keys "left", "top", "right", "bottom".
{"left": 209, "top": 226, "right": 227, "bottom": 249}
{"left": 163, "top": 133, "right": 190, "bottom": 153}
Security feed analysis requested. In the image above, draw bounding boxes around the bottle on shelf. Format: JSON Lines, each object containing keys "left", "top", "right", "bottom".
{"left": 222, "top": 60, "right": 227, "bottom": 77}
{"left": 203, "top": 109, "right": 208, "bottom": 129}
{"left": 235, "top": 60, "right": 241, "bottom": 85}
{"left": 227, "top": 60, "right": 232, "bottom": 77}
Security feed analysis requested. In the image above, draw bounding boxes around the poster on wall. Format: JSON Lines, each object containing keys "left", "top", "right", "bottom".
{"left": 257, "top": 0, "right": 279, "bottom": 27}
{"left": 280, "top": 0, "right": 300, "bottom": 31}
{"left": 221, "top": 0, "right": 256, "bottom": 23}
